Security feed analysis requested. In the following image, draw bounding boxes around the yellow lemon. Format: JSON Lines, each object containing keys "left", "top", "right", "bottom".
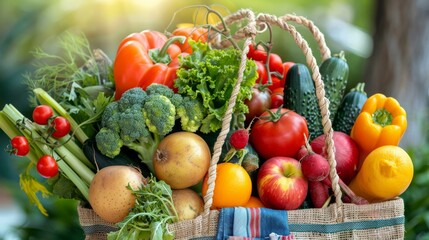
{"left": 348, "top": 145, "right": 413, "bottom": 203}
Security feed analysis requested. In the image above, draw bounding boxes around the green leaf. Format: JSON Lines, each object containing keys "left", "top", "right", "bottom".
{"left": 107, "top": 177, "right": 177, "bottom": 240}
{"left": 175, "top": 40, "right": 258, "bottom": 133}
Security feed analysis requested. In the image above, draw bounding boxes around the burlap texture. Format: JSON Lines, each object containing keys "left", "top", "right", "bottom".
{"left": 78, "top": 198, "right": 404, "bottom": 239}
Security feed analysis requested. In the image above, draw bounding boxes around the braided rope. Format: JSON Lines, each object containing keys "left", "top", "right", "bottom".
{"left": 280, "top": 14, "right": 331, "bottom": 61}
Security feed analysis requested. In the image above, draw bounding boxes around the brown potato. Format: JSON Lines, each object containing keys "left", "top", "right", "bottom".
{"left": 172, "top": 188, "right": 204, "bottom": 221}
{"left": 88, "top": 166, "right": 145, "bottom": 223}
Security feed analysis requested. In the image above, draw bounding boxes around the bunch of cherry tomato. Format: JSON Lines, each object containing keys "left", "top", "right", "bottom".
{"left": 9, "top": 105, "right": 71, "bottom": 178}
{"left": 245, "top": 44, "right": 294, "bottom": 123}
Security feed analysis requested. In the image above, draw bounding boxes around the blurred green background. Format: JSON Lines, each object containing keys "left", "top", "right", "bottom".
{"left": 0, "top": 0, "right": 428, "bottom": 239}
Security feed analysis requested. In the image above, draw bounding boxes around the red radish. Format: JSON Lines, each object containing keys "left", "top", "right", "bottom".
{"left": 301, "top": 152, "right": 330, "bottom": 182}
{"left": 297, "top": 138, "right": 330, "bottom": 182}
{"left": 310, "top": 131, "right": 359, "bottom": 184}
{"left": 229, "top": 119, "right": 255, "bottom": 150}
{"left": 296, "top": 146, "right": 308, "bottom": 160}
{"left": 229, "top": 129, "right": 249, "bottom": 150}
{"left": 309, "top": 180, "right": 331, "bottom": 208}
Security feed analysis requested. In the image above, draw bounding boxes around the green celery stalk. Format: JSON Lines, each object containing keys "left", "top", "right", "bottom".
{"left": 53, "top": 144, "right": 94, "bottom": 185}
{"left": 56, "top": 160, "right": 89, "bottom": 200}
{"left": 57, "top": 136, "right": 94, "bottom": 170}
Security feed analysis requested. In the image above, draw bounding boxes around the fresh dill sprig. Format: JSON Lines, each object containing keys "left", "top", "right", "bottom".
{"left": 24, "top": 31, "right": 115, "bottom": 139}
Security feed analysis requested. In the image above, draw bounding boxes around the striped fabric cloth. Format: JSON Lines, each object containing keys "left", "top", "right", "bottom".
{"left": 216, "top": 207, "right": 294, "bottom": 240}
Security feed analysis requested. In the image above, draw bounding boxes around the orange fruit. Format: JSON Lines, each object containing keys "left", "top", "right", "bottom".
{"left": 244, "top": 196, "right": 265, "bottom": 208}
{"left": 348, "top": 145, "right": 414, "bottom": 203}
{"left": 202, "top": 162, "right": 252, "bottom": 209}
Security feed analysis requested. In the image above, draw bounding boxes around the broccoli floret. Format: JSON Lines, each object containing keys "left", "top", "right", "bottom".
{"left": 101, "top": 101, "right": 120, "bottom": 132}
{"left": 119, "top": 105, "right": 150, "bottom": 144}
{"left": 143, "top": 94, "right": 176, "bottom": 136}
{"left": 170, "top": 93, "right": 183, "bottom": 110}
{"left": 146, "top": 83, "right": 174, "bottom": 98}
{"left": 118, "top": 87, "right": 147, "bottom": 111}
{"left": 176, "top": 96, "right": 206, "bottom": 132}
{"left": 95, "top": 86, "right": 181, "bottom": 174}
{"left": 95, "top": 128, "right": 123, "bottom": 158}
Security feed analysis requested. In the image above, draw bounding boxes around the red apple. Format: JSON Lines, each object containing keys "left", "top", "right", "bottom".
{"left": 257, "top": 157, "right": 308, "bottom": 210}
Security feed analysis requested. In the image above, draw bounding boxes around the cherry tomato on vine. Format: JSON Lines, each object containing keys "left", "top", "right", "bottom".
{"left": 270, "top": 87, "right": 284, "bottom": 109}
{"left": 268, "top": 53, "right": 284, "bottom": 76}
{"left": 32, "top": 105, "right": 54, "bottom": 125}
{"left": 50, "top": 116, "right": 71, "bottom": 138}
{"left": 244, "top": 86, "right": 272, "bottom": 124}
{"left": 10, "top": 136, "right": 30, "bottom": 156}
{"left": 254, "top": 61, "right": 268, "bottom": 85}
{"left": 36, "top": 155, "right": 58, "bottom": 178}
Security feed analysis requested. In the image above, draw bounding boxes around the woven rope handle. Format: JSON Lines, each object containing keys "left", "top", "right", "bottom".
{"left": 202, "top": 9, "right": 343, "bottom": 220}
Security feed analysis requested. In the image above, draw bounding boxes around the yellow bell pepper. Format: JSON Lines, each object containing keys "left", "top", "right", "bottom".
{"left": 350, "top": 93, "right": 407, "bottom": 155}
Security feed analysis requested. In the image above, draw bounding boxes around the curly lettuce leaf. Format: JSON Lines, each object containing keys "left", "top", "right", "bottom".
{"left": 175, "top": 40, "right": 257, "bottom": 133}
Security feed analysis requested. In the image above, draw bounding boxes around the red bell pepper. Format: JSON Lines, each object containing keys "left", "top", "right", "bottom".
{"left": 170, "top": 27, "right": 208, "bottom": 54}
{"left": 113, "top": 30, "right": 186, "bottom": 100}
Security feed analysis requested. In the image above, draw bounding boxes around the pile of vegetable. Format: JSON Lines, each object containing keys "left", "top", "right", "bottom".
{"left": 0, "top": 7, "right": 414, "bottom": 240}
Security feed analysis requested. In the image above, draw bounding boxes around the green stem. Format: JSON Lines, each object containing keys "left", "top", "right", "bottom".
{"left": 333, "top": 51, "right": 347, "bottom": 62}
{"left": 372, "top": 108, "right": 393, "bottom": 127}
{"left": 0, "top": 111, "right": 22, "bottom": 140}
{"left": 54, "top": 144, "right": 94, "bottom": 185}
{"left": 33, "top": 88, "right": 89, "bottom": 144}
{"left": 148, "top": 36, "right": 186, "bottom": 64}
{"left": 352, "top": 82, "right": 366, "bottom": 94}
{"left": 57, "top": 136, "right": 94, "bottom": 170}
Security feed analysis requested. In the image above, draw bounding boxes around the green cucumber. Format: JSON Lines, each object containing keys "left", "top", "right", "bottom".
{"left": 333, "top": 82, "right": 367, "bottom": 134}
{"left": 320, "top": 51, "right": 349, "bottom": 121}
{"left": 283, "top": 63, "right": 323, "bottom": 140}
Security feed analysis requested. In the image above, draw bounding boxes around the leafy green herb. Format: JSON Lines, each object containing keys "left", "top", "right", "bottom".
{"left": 107, "top": 177, "right": 179, "bottom": 240}
{"left": 25, "top": 32, "right": 114, "bottom": 139}
{"left": 175, "top": 40, "right": 258, "bottom": 133}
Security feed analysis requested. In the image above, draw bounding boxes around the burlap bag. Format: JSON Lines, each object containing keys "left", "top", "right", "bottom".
{"left": 78, "top": 9, "right": 405, "bottom": 240}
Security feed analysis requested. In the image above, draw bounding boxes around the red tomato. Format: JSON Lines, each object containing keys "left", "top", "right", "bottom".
{"left": 32, "top": 105, "right": 53, "bottom": 125}
{"left": 248, "top": 45, "right": 267, "bottom": 62}
{"left": 50, "top": 116, "right": 71, "bottom": 138}
{"left": 283, "top": 61, "right": 295, "bottom": 77}
{"left": 250, "top": 108, "right": 309, "bottom": 159}
{"left": 254, "top": 61, "right": 268, "bottom": 85}
{"left": 270, "top": 87, "right": 284, "bottom": 109}
{"left": 10, "top": 136, "right": 30, "bottom": 156}
{"left": 268, "top": 53, "right": 284, "bottom": 75}
{"left": 272, "top": 87, "right": 284, "bottom": 95}
{"left": 245, "top": 87, "right": 272, "bottom": 123}
{"left": 37, "top": 155, "right": 59, "bottom": 178}
{"left": 266, "top": 62, "right": 294, "bottom": 92}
